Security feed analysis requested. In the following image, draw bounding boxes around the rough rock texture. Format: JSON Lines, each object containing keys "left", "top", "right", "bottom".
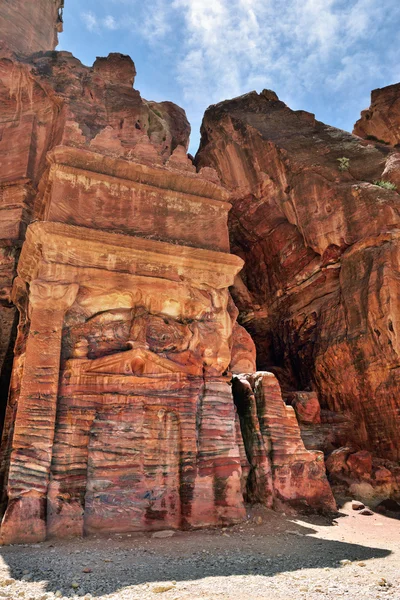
{"left": 286, "top": 391, "right": 321, "bottom": 425}
{"left": 196, "top": 90, "right": 400, "bottom": 465}
{"left": 0, "top": 154, "right": 246, "bottom": 544}
{"left": 0, "top": 0, "right": 63, "bottom": 55}
{"left": 354, "top": 83, "right": 400, "bottom": 146}
{"left": 0, "top": 50, "right": 191, "bottom": 168}
{"left": 3, "top": 1, "right": 389, "bottom": 543}
{"left": 326, "top": 446, "right": 400, "bottom": 508}
{"left": 0, "top": 46, "right": 194, "bottom": 434}
{"left": 0, "top": 44, "right": 249, "bottom": 544}
{"left": 0, "top": 222, "right": 245, "bottom": 545}
{"left": 230, "top": 322, "right": 257, "bottom": 374}
{"left": 298, "top": 408, "right": 354, "bottom": 456}
{"left": 232, "top": 373, "right": 335, "bottom": 512}
{"left": 0, "top": 39, "right": 336, "bottom": 545}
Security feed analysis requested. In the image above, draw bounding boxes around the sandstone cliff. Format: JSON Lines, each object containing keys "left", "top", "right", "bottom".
{"left": 0, "top": 48, "right": 193, "bottom": 431}
{"left": 196, "top": 90, "right": 400, "bottom": 479}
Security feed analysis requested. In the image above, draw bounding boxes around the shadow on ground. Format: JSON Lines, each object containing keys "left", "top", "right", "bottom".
{"left": 0, "top": 511, "right": 392, "bottom": 598}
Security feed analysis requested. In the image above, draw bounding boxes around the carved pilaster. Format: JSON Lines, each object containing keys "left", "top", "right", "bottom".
{"left": 0, "top": 280, "right": 78, "bottom": 544}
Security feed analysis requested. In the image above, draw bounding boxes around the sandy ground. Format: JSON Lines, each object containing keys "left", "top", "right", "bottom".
{"left": 0, "top": 501, "right": 398, "bottom": 600}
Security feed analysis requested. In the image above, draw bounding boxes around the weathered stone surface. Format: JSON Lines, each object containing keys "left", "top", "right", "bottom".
{"left": 354, "top": 83, "right": 400, "bottom": 146}
{"left": 196, "top": 90, "right": 400, "bottom": 463}
{"left": 0, "top": 0, "right": 63, "bottom": 56}
{"left": 0, "top": 45, "right": 201, "bottom": 460}
{"left": 287, "top": 391, "right": 321, "bottom": 425}
{"left": 0, "top": 219, "right": 245, "bottom": 544}
{"left": 381, "top": 152, "right": 400, "bottom": 189}
{"left": 325, "top": 446, "right": 399, "bottom": 507}
{"left": 325, "top": 447, "right": 353, "bottom": 476}
{"left": 0, "top": 82, "right": 337, "bottom": 543}
{"left": 232, "top": 375, "right": 274, "bottom": 506}
{"left": 230, "top": 322, "right": 256, "bottom": 374}
{"left": 0, "top": 49, "right": 191, "bottom": 166}
{"left": 347, "top": 451, "right": 373, "bottom": 480}
{"left": 0, "top": 37, "right": 253, "bottom": 543}
{"left": 0, "top": 49, "right": 62, "bottom": 404}
{"left": 38, "top": 146, "right": 230, "bottom": 251}
{"left": 233, "top": 372, "right": 335, "bottom": 512}
{"left": 297, "top": 409, "right": 355, "bottom": 456}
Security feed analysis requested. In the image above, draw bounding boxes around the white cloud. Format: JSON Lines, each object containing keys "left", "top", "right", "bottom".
{"left": 168, "top": 0, "right": 399, "bottom": 111}
{"left": 141, "top": 0, "right": 171, "bottom": 44}
{"left": 81, "top": 11, "right": 98, "bottom": 32}
{"left": 80, "top": 1, "right": 170, "bottom": 44}
{"left": 103, "top": 15, "right": 118, "bottom": 30}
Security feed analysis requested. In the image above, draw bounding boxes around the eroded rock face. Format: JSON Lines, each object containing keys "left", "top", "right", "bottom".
{"left": 326, "top": 447, "right": 400, "bottom": 508}
{"left": 0, "top": 46, "right": 254, "bottom": 544}
{"left": 3, "top": 50, "right": 191, "bottom": 166}
{"left": 0, "top": 0, "right": 63, "bottom": 55}
{"left": 0, "top": 47, "right": 195, "bottom": 436}
{"left": 0, "top": 222, "right": 245, "bottom": 544}
{"left": 196, "top": 90, "right": 400, "bottom": 463}
{"left": 233, "top": 373, "right": 335, "bottom": 512}
{"left": 354, "top": 83, "right": 400, "bottom": 146}
{"left": 286, "top": 392, "right": 321, "bottom": 425}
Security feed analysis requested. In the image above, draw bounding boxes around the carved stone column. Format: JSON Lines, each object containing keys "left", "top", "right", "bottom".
{"left": 0, "top": 280, "right": 78, "bottom": 544}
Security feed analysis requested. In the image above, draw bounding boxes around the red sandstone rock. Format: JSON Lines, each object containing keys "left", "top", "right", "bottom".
{"left": 0, "top": 45, "right": 201, "bottom": 458}
{"left": 325, "top": 447, "right": 353, "bottom": 476}
{"left": 232, "top": 375, "right": 274, "bottom": 506}
{"left": 233, "top": 373, "right": 335, "bottom": 512}
{"left": 373, "top": 467, "right": 392, "bottom": 485}
{"left": 299, "top": 408, "right": 354, "bottom": 456}
{"left": 0, "top": 39, "right": 249, "bottom": 543}
{"left": 352, "top": 500, "right": 365, "bottom": 511}
{"left": 359, "top": 508, "right": 374, "bottom": 516}
{"left": 196, "top": 89, "right": 400, "bottom": 464}
{"left": 0, "top": 0, "right": 63, "bottom": 56}
{"left": 354, "top": 83, "right": 400, "bottom": 146}
{"left": 286, "top": 391, "right": 321, "bottom": 425}
{"left": 39, "top": 146, "right": 230, "bottom": 251}
{"left": 347, "top": 451, "right": 373, "bottom": 480}
{"left": 230, "top": 322, "right": 257, "bottom": 374}
{"left": 0, "top": 216, "right": 245, "bottom": 543}
{"left": 325, "top": 446, "right": 398, "bottom": 507}
{"left": 381, "top": 153, "right": 400, "bottom": 189}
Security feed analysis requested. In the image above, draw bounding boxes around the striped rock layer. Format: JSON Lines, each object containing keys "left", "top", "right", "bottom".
{"left": 0, "top": 39, "right": 335, "bottom": 543}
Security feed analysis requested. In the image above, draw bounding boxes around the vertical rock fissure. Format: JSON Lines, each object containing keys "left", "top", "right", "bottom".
{"left": 0, "top": 308, "right": 19, "bottom": 439}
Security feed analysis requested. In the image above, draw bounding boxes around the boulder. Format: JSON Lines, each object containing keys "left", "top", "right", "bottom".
{"left": 347, "top": 451, "right": 373, "bottom": 480}
{"left": 287, "top": 391, "right": 321, "bottom": 425}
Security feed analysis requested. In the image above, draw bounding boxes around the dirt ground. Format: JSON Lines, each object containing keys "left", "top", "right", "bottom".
{"left": 0, "top": 500, "right": 398, "bottom": 600}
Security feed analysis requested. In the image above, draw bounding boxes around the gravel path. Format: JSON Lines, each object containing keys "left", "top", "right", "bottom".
{"left": 0, "top": 501, "right": 398, "bottom": 599}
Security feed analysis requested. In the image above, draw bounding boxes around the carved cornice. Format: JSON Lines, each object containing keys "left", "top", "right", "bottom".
{"left": 18, "top": 221, "right": 244, "bottom": 290}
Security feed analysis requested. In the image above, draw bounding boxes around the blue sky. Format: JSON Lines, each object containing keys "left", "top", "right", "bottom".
{"left": 60, "top": 0, "right": 400, "bottom": 154}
